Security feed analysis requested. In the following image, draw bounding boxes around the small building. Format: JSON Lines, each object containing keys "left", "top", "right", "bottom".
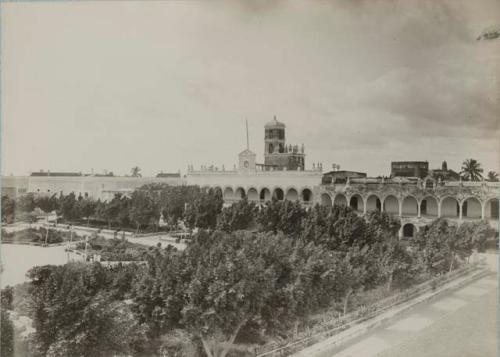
{"left": 391, "top": 161, "right": 429, "bottom": 179}
{"left": 30, "top": 171, "right": 82, "bottom": 177}
{"left": 156, "top": 172, "right": 181, "bottom": 178}
{"left": 430, "top": 161, "right": 461, "bottom": 181}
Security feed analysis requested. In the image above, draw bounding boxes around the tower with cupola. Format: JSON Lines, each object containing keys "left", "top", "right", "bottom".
{"left": 264, "top": 116, "right": 305, "bottom": 171}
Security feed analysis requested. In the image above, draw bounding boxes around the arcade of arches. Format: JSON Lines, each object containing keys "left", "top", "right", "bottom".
{"left": 221, "top": 186, "right": 314, "bottom": 204}
{"left": 309, "top": 192, "right": 498, "bottom": 222}
{"left": 218, "top": 186, "right": 498, "bottom": 221}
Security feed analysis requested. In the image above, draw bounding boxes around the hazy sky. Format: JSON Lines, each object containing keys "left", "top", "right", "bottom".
{"left": 2, "top": 0, "right": 499, "bottom": 177}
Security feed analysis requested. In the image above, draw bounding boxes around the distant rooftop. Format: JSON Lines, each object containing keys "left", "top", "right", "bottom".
{"left": 31, "top": 171, "right": 82, "bottom": 177}
{"left": 156, "top": 172, "right": 181, "bottom": 178}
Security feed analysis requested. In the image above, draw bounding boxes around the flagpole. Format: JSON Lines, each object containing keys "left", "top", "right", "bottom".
{"left": 245, "top": 119, "right": 249, "bottom": 150}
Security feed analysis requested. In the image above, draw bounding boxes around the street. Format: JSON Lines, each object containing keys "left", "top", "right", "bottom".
{"left": 323, "top": 273, "right": 497, "bottom": 357}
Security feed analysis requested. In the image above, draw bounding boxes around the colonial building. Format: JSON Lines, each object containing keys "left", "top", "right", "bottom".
{"left": 2, "top": 118, "right": 498, "bottom": 239}
{"left": 316, "top": 177, "right": 499, "bottom": 238}
{"left": 186, "top": 118, "right": 499, "bottom": 239}
{"left": 1, "top": 174, "right": 182, "bottom": 201}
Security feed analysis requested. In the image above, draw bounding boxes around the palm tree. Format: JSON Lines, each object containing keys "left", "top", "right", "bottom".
{"left": 460, "top": 159, "right": 483, "bottom": 181}
{"left": 130, "top": 166, "right": 142, "bottom": 178}
{"left": 487, "top": 171, "right": 499, "bottom": 182}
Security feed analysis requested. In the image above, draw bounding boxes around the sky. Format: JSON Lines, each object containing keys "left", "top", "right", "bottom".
{"left": 1, "top": 0, "right": 499, "bottom": 177}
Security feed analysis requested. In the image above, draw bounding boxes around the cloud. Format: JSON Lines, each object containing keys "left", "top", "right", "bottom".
{"left": 1, "top": 0, "right": 499, "bottom": 177}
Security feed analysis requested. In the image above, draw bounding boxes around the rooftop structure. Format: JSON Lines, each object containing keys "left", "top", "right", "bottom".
{"left": 391, "top": 161, "right": 429, "bottom": 178}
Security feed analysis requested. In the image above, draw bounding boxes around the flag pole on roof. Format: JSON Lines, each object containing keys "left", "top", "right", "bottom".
{"left": 246, "top": 118, "right": 250, "bottom": 150}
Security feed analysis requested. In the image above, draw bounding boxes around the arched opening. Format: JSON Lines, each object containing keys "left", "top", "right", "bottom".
{"left": 349, "top": 194, "right": 364, "bottom": 212}
{"left": 402, "top": 196, "right": 418, "bottom": 217}
{"left": 366, "top": 195, "right": 382, "bottom": 212}
{"left": 213, "top": 187, "right": 223, "bottom": 197}
{"left": 485, "top": 198, "right": 499, "bottom": 220}
{"left": 273, "top": 188, "right": 284, "bottom": 201}
{"left": 301, "top": 188, "right": 313, "bottom": 203}
{"left": 462, "top": 197, "right": 482, "bottom": 219}
{"left": 223, "top": 187, "right": 234, "bottom": 200}
{"left": 285, "top": 188, "right": 299, "bottom": 201}
{"left": 402, "top": 223, "right": 417, "bottom": 239}
{"left": 420, "top": 196, "right": 438, "bottom": 217}
{"left": 321, "top": 193, "right": 332, "bottom": 207}
{"left": 235, "top": 187, "right": 246, "bottom": 200}
{"left": 441, "top": 197, "right": 459, "bottom": 218}
{"left": 247, "top": 188, "right": 259, "bottom": 202}
{"left": 260, "top": 188, "right": 271, "bottom": 202}
{"left": 383, "top": 195, "right": 399, "bottom": 215}
{"left": 334, "top": 194, "right": 348, "bottom": 207}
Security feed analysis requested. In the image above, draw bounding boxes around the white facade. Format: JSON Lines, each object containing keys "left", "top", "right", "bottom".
{"left": 1, "top": 175, "right": 183, "bottom": 201}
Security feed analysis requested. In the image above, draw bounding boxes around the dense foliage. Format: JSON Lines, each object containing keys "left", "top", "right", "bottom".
{"left": 27, "top": 263, "right": 146, "bottom": 357}
{"left": 1, "top": 184, "right": 223, "bottom": 233}
{"left": 1, "top": 190, "right": 495, "bottom": 357}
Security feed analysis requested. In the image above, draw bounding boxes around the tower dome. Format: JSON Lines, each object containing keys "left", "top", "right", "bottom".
{"left": 265, "top": 115, "right": 286, "bottom": 129}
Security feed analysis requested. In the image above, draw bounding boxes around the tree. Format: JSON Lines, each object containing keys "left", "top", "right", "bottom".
{"left": 138, "top": 184, "right": 202, "bottom": 229}
{"left": 1, "top": 195, "right": 16, "bottom": 223}
{"left": 334, "top": 248, "right": 368, "bottom": 315}
{"left": 28, "top": 263, "right": 143, "bottom": 357}
{"left": 487, "top": 171, "right": 499, "bottom": 182}
{"left": 101, "top": 194, "right": 123, "bottom": 229}
{"left": 181, "top": 231, "right": 275, "bottom": 357}
{"left": 216, "top": 199, "right": 257, "bottom": 232}
{"left": 257, "top": 199, "right": 306, "bottom": 236}
{"left": 461, "top": 159, "right": 483, "bottom": 181}
{"left": 410, "top": 219, "right": 490, "bottom": 274}
{"left": 36, "top": 194, "right": 59, "bottom": 215}
{"left": 184, "top": 190, "right": 223, "bottom": 230}
{"left": 129, "top": 190, "right": 160, "bottom": 233}
{"left": 0, "top": 307, "right": 14, "bottom": 357}
{"left": 16, "top": 193, "right": 36, "bottom": 214}
{"left": 365, "top": 211, "right": 401, "bottom": 242}
{"left": 131, "top": 166, "right": 142, "bottom": 177}
{"left": 301, "top": 205, "right": 371, "bottom": 250}
{"left": 377, "top": 240, "right": 421, "bottom": 290}
{"left": 57, "top": 193, "right": 79, "bottom": 221}
{"left": 76, "top": 198, "right": 97, "bottom": 226}
{"left": 45, "top": 295, "right": 143, "bottom": 357}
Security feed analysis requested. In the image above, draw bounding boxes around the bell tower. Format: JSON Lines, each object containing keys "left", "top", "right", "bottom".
{"left": 264, "top": 116, "right": 286, "bottom": 156}
{"left": 264, "top": 116, "right": 305, "bottom": 171}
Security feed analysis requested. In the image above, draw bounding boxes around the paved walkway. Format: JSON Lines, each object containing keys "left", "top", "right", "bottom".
{"left": 323, "top": 274, "right": 497, "bottom": 357}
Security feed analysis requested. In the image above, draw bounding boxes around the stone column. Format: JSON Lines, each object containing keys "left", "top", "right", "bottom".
{"left": 398, "top": 199, "right": 402, "bottom": 217}
{"left": 481, "top": 202, "right": 486, "bottom": 220}
{"left": 363, "top": 199, "right": 367, "bottom": 215}
{"left": 438, "top": 199, "right": 442, "bottom": 218}
{"left": 417, "top": 201, "right": 421, "bottom": 218}
{"left": 459, "top": 201, "right": 463, "bottom": 221}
